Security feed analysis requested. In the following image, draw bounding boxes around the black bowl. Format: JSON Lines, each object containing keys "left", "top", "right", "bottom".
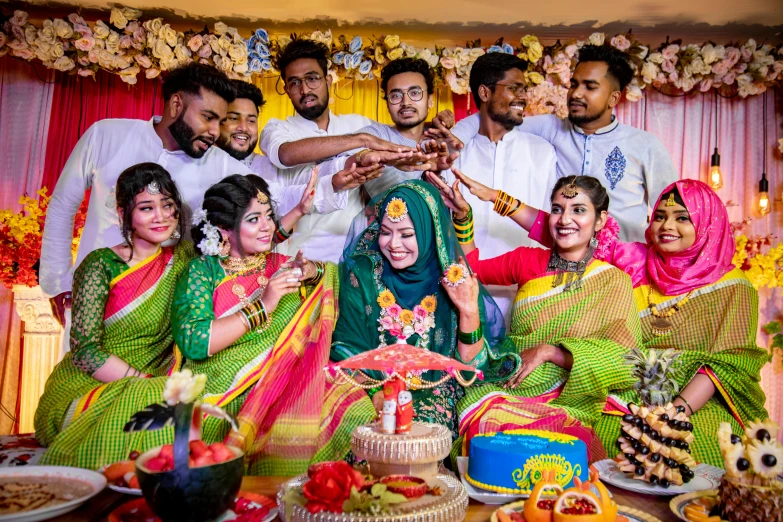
{"left": 135, "top": 444, "right": 244, "bottom": 522}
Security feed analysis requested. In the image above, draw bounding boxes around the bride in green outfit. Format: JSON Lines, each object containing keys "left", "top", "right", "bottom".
{"left": 331, "top": 180, "right": 520, "bottom": 439}
{"left": 174, "top": 174, "right": 375, "bottom": 475}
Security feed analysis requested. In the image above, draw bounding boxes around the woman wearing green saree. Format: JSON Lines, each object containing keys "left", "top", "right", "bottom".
{"left": 35, "top": 163, "right": 193, "bottom": 468}
{"left": 173, "top": 174, "right": 375, "bottom": 476}
{"left": 429, "top": 173, "right": 641, "bottom": 461}
{"left": 331, "top": 180, "right": 520, "bottom": 439}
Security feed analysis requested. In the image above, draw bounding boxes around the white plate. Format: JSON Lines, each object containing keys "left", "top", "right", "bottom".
{"left": 0, "top": 465, "right": 107, "bottom": 522}
{"left": 456, "top": 456, "right": 525, "bottom": 505}
{"left": 594, "top": 458, "right": 724, "bottom": 496}
{"left": 457, "top": 456, "right": 611, "bottom": 505}
{"left": 97, "top": 465, "right": 142, "bottom": 496}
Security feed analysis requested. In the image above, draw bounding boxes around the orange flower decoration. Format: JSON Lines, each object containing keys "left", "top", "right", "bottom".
{"left": 399, "top": 309, "right": 415, "bottom": 325}
{"left": 377, "top": 289, "right": 396, "bottom": 309}
{"left": 444, "top": 263, "right": 466, "bottom": 287}
{"left": 421, "top": 296, "right": 437, "bottom": 313}
{"left": 385, "top": 197, "right": 408, "bottom": 223}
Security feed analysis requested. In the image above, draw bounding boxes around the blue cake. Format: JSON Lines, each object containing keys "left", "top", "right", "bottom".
{"left": 464, "top": 429, "right": 589, "bottom": 494}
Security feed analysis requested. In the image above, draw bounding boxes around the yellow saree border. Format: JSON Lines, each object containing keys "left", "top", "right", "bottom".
{"left": 700, "top": 366, "right": 745, "bottom": 428}
{"left": 109, "top": 248, "right": 162, "bottom": 288}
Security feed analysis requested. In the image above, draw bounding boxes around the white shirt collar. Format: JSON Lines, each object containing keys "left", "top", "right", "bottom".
{"left": 291, "top": 110, "right": 334, "bottom": 134}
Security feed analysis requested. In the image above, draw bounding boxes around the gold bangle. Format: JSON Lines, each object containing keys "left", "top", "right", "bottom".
{"left": 508, "top": 199, "right": 525, "bottom": 217}
{"left": 354, "top": 149, "right": 371, "bottom": 166}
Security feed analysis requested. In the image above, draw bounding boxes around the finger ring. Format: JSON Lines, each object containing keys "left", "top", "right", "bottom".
{"left": 443, "top": 263, "right": 467, "bottom": 287}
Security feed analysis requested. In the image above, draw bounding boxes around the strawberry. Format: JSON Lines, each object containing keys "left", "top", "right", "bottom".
{"left": 158, "top": 444, "right": 174, "bottom": 463}
{"left": 192, "top": 455, "right": 215, "bottom": 468}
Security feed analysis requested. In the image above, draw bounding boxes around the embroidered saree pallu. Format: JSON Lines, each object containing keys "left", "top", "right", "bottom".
{"left": 456, "top": 252, "right": 643, "bottom": 462}
{"left": 172, "top": 255, "right": 374, "bottom": 476}
{"left": 35, "top": 244, "right": 192, "bottom": 469}
{"left": 597, "top": 269, "right": 770, "bottom": 467}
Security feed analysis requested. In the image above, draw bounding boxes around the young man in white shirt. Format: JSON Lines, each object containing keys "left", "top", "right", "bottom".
{"left": 41, "top": 63, "right": 344, "bottom": 346}
{"left": 259, "top": 40, "right": 428, "bottom": 261}
{"left": 442, "top": 45, "right": 678, "bottom": 242}
{"left": 446, "top": 52, "right": 558, "bottom": 322}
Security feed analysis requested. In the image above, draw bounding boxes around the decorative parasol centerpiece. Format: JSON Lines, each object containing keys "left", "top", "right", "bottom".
{"left": 325, "top": 344, "right": 483, "bottom": 480}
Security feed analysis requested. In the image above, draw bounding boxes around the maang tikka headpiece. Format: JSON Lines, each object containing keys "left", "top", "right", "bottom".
{"left": 146, "top": 181, "right": 161, "bottom": 195}
{"left": 256, "top": 189, "right": 269, "bottom": 205}
{"left": 561, "top": 176, "right": 579, "bottom": 199}
{"left": 665, "top": 193, "right": 676, "bottom": 207}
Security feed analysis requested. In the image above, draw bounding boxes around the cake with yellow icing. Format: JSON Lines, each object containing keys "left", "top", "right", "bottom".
{"left": 464, "top": 429, "right": 588, "bottom": 494}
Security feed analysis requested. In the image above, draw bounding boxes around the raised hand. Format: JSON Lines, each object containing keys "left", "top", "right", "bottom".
{"left": 452, "top": 167, "right": 498, "bottom": 203}
{"left": 425, "top": 173, "right": 471, "bottom": 219}
{"left": 422, "top": 141, "right": 460, "bottom": 172}
{"left": 295, "top": 167, "right": 319, "bottom": 215}
{"left": 332, "top": 162, "right": 384, "bottom": 191}
{"left": 361, "top": 133, "right": 414, "bottom": 153}
{"left": 432, "top": 109, "right": 455, "bottom": 130}
{"left": 441, "top": 258, "right": 480, "bottom": 316}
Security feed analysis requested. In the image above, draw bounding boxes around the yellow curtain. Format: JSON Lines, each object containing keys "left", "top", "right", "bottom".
{"left": 251, "top": 75, "right": 454, "bottom": 153}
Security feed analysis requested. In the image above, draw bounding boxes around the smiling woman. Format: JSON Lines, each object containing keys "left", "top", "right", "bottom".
{"left": 34, "top": 163, "right": 195, "bottom": 468}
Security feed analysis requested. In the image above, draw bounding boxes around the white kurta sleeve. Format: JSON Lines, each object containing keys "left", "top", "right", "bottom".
{"left": 267, "top": 174, "right": 347, "bottom": 217}
{"left": 39, "top": 124, "right": 97, "bottom": 296}
{"left": 259, "top": 118, "right": 298, "bottom": 169}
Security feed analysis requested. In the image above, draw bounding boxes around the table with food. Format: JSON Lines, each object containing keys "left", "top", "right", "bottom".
{"left": 2, "top": 347, "right": 780, "bottom": 522}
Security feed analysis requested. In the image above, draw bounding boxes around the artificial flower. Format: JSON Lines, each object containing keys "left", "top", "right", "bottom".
{"left": 526, "top": 40, "right": 543, "bottom": 63}
{"left": 53, "top": 19, "right": 74, "bottom": 39}
{"left": 377, "top": 290, "right": 396, "bottom": 309}
{"left": 163, "top": 369, "right": 207, "bottom": 406}
{"left": 214, "top": 22, "right": 228, "bottom": 36}
{"left": 421, "top": 296, "right": 437, "bottom": 313}
{"left": 610, "top": 34, "right": 631, "bottom": 51}
{"left": 302, "top": 461, "right": 364, "bottom": 514}
{"left": 0, "top": 32, "right": 9, "bottom": 49}
{"left": 374, "top": 46, "right": 386, "bottom": 65}
{"left": 387, "top": 47, "right": 404, "bottom": 60}
{"left": 11, "top": 10, "right": 28, "bottom": 27}
{"left": 349, "top": 36, "right": 363, "bottom": 53}
{"left": 387, "top": 303, "right": 402, "bottom": 317}
{"left": 187, "top": 34, "right": 203, "bottom": 52}
{"left": 143, "top": 18, "right": 163, "bottom": 34}
{"left": 384, "top": 34, "right": 400, "bottom": 49}
{"left": 588, "top": 32, "right": 605, "bottom": 46}
{"left": 94, "top": 20, "right": 111, "bottom": 39}
{"left": 440, "top": 56, "right": 456, "bottom": 69}
{"left": 399, "top": 310, "right": 414, "bottom": 325}
{"left": 110, "top": 8, "right": 129, "bottom": 29}
{"left": 444, "top": 263, "right": 466, "bottom": 286}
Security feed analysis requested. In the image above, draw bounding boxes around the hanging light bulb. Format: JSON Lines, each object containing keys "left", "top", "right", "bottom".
{"left": 709, "top": 92, "right": 724, "bottom": 190}
{"left": 709, "top": 148, "right": 723, "bottom": 189}
{"left": 759, "top": 172, "right": 771, "bottom": 216}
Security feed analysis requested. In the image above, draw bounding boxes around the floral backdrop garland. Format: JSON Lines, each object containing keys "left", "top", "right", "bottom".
{"left": 1, "top": 7, "right": 782, "bottom": 113}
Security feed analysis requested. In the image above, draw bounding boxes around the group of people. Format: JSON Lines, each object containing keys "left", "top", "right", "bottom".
{"left": 32, "top": 37, "right": 767, "bottom": 474}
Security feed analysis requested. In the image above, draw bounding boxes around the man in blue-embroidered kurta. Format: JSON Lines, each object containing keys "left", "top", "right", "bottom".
{"left": 449, "top": 46, "right": 678, "bottom": 243}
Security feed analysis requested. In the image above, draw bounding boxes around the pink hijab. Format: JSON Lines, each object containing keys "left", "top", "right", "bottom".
{"left": 644, "top": 179, "right": 736, "bottom": 295}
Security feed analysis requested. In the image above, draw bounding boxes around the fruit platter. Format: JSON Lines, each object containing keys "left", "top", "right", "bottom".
{"left": 489, "top": 468, "right": 663, "bottom": 522}
{"left": 277, "top": 461, "right": 468, "bottom": 522}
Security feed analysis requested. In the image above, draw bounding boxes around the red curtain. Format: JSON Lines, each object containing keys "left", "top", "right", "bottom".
{"left": 451, "top": 93, "right": 478, "bottom": 122}
{"left": 41, "top": 71, "right": 165, "bottom": 191}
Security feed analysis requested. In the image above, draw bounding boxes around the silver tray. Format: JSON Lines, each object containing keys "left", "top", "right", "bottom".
{"left": 277, "top": 473, "right": 468, "bottom": 522}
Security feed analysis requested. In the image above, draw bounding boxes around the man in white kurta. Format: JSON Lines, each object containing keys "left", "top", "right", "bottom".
{"left": 450, "top": 52, "right": 557, "bottom": 323}
{"left": 40, "top": 64, "right": 344, "bottom": 351}
{"left": 259, "top": 39, "right": 411, "bottom": 262}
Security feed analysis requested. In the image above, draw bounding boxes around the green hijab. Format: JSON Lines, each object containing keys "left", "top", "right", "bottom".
{"left": 333, "top": 180, "right": 519, "bottom": 383}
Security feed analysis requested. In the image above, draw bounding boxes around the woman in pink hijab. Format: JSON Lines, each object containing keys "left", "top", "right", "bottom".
{"left": 439, "top": 172, "right": 769, "bottom": 467}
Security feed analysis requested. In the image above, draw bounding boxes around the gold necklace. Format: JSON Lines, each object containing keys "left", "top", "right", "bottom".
{"left": 219, "top": 254, "right": 268, "bottom": 307}
{"left": 647, "top": 286, "right": 695, "bottom": 336}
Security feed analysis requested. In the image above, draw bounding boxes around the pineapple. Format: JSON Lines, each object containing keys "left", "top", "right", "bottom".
{"left": 615, "top": 348, "right": 696, "bottom": 488}
{"left": 718, "top": 420, "right": 783, "bottom": 522}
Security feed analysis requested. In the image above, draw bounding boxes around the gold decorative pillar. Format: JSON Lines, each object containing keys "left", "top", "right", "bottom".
{"left": 13, "top": 285, "right": 62, "bottom": 434}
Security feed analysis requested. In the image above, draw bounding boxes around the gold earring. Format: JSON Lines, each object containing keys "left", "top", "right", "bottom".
{"left": 219, "top": 231, "right": 231, "bottom": 258}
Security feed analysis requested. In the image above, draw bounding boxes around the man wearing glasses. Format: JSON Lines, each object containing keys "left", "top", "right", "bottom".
{"left": 259, "top": 39, "right": 420, "bottom": 262}
{"left": 320, "top": 57, "right": 460, "bottom": 199}
{"left": 439, "top": 52, "right": 557, "bottom": 323}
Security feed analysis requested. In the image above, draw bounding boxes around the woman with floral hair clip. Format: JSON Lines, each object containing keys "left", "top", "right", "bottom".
{"left": 35, "top": 162, "right": 194, "bottom": 468}
{"left": 429, "top": 172, "right": 641, "bottom": 462}
{"left": 173, "top": 174, "right": 375, "bottom": 475}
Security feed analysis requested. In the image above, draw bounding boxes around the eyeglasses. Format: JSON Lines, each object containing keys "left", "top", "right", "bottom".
{"left": 493, "top": 82, "right": 527, "bottom": 98}
{"left": 285, "top": 74, "right": 323, "bottom": 93}
{"left": 387, "top": 88, "right": 425, "bottom": 105}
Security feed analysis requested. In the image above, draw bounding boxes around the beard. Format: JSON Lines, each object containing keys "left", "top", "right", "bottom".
{"left": 216, "top": 134, "right": 258, "bottom": 161}
{"left": 487, "top": 107, "right": 523, "bottom": 131}
{"left": 296, "top": 94, "right": 328, "bottom": 121}
{"left": 567, "top": 101, "right": 605, "bottom": 126}
{"left": 394, "top": 113, "right": 427, "bottom": 130}
{"left": 169, "top": 111, "right": 212, "bottom": 159}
